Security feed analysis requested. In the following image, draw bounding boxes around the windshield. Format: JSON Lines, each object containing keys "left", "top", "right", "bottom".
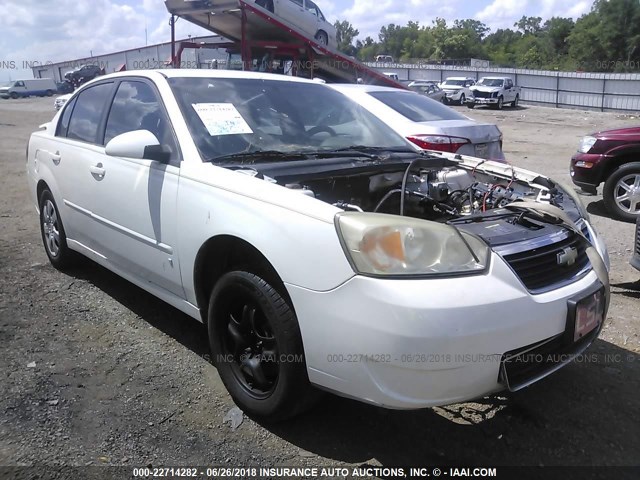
{"left": 168, "top": 77, "right": 410, "bottom": 162}
{"left": 443, "top": 80, "right": 465, "bottom": 87}
{"left": 368, "top": 90, "right": 467, "bottom": 123}
{"left": 477, "top": 78, "right": 504, "bottom": 87}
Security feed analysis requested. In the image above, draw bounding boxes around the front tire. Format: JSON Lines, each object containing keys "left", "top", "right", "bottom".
{"left": 603, "top": 162, "right": 640, "bottom": 222}
{"left": 496, "top": 96, "right": 504, "bottom": 110}
{"left": 39, "top": 189, "right": 77, "bottom": 270}
{"left": 467, "top": 103, "right": 475, "bottom": 109}
{"left": 10, "top": 92, "right": 18, "bottom": 99}
{"left": 459, "top": 93, "right": 466, "bottom": 106}
{"left": 511, "top": 94, "right": 519, "bottom": 108}
{"left": 208, "top": 271, "right": 317, "bottom": 421}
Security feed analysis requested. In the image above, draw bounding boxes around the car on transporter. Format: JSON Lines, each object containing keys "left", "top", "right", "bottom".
{"left": 254, "top": 0, "right": 337, "bottom": 48}
{"left": 27, "top": 70, "right": 609, "bottom": 420}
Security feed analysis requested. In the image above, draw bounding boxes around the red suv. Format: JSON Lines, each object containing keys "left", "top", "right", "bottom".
{"left": 570, "top": 126, "right": 640, "bottom": 222}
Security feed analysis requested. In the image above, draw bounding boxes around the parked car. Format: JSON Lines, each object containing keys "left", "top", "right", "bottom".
{"left": 56, "top": 81, "right": 74, "bottom": 94}
{"left": 382, "top": 72, "right": 399, "bottom": 81}
{"left": 570, "top": 126, "right": 640, "bottom": 221}
{"left": 439, "top": 77, "right": 475, "bottom": 106}
{"left": 408, "top": 80, "right": 446, "bottom": 103}
{"left": 631, "top": 216, "right": 640, "bottom": 271}
{"left": 0, "top": 78, "right": 57, "bottom": 99}
{"left": 254, "top": 0, "right": 336, "bottom": 48}
{"left": 54, "top": 93, "right": 72, "bottom": 111}
{"left": 64, "top": 64, "right": 103, "bottom": 85}
{"left": 468, "top": 77, "right": 521, "bottom": 110}
{"left": 329, "top": 84, "right": 505, "bottom": 161}
{"left": 375, "top": 55, "right": 394, "bottom": 63}
{"left": 28, "top": 70, "right": 609, "bottom": 420}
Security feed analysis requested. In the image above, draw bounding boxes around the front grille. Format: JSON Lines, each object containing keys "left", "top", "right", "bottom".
{"left": 472, "top": 90, "right": 493, "bottom": 98}
{"left": 502, "top": 231, "right": 590, "bottom": 292}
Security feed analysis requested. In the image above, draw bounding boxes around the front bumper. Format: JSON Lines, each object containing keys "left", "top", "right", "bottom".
{"left": 444, "top": 90, "right": 463, "bottom": 101}
{"left": 471, "top": 97, "right": 499, "bottom": 104}
{"left": 288, "top": 233, "right": 608, "bottom": 409}
{"left": 570, "top": 152, "right": 607, "bottom": 190}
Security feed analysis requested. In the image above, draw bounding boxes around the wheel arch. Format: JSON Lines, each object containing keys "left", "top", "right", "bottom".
{"left": 36, "top": 179, "right": 51, "bottom": 209}
{"left": 193, "top": 234, "right": 291, "bottom": 323}
{"left": 601, "top": 151, "right": 640, "bottom": 184}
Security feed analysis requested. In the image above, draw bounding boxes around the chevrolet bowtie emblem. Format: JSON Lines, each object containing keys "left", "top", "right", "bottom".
{"left": 557, "top": 246, "right": 578, "bottom": 266}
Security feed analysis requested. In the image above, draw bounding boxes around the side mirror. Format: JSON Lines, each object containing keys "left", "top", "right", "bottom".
{"left": 105, "top": 129, "right": 170, "bottom": 162}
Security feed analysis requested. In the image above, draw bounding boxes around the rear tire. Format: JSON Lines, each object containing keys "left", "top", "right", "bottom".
{"left": 467, "top": 103, "right": 475, "bottom": 109}
{"left": 315, "top": 31, "right": 328, "bottom": 46}
{"left": 603, "top": 162, "right": 640, "bottom": 222}
{"left": 46, "top": 90, "right": 54, "bottom": 97}
{"left": 39, "top": 189, "right": 78, "bottom": 270}
{"left": 208, "top": 271, "right": 318, "bottom": 421}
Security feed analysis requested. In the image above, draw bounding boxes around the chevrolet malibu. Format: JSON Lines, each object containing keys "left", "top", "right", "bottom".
{"left": 28, "top": 70, "right": 609, "bottom": 420}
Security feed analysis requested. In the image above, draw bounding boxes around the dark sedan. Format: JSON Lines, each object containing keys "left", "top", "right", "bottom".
{"left": 570, "top": 126, "right": 640, "bottom": 221}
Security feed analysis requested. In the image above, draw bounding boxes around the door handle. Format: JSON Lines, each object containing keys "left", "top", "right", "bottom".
{"left": 51, "top": 152, "right": 61, "bottom": 165}
{"left": 90, "top": 163, "right": 106, "bottom": 178}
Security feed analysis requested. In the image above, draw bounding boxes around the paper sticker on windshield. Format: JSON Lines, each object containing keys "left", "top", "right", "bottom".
{"left": 192, "top": 103, "right": 253, "bottom": 136}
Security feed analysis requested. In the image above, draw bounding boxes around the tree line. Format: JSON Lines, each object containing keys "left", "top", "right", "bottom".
{"left": 334, "top": 0, "right": 640, "bottom": 72}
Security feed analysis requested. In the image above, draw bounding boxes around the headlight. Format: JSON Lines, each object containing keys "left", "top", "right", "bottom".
{"left": 557, "top": 180, "right": 591, "bottom": 222}
{"left": 578, "top": 136, "right": 597, "bottom": 153}
{"left": 335, "top": 212, "right": 490, "bottom": 276}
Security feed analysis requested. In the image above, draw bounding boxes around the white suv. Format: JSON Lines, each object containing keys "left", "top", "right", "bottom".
{"left": 440, "top": 76, "right": 476, "bottom": 105}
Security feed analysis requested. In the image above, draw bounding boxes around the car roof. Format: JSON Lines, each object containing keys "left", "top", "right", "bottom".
{"left": 444, "top": 77, "right": 473, "bottom": 80}
{"left": 329, "top": 84, "right": 406, "bottom": 94}
{"left": 89, "top": 69, "right": 320, "bottom": 84}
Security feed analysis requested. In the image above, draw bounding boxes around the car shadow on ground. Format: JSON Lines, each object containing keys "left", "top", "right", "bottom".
{"left": 67, "top": 260, "right": 210, "bottom": 358}
{"left": 65, "top": 260, "right": 639, "bottom": 469}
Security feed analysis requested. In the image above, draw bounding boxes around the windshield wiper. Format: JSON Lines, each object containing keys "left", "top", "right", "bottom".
{"left": 329, "top": 145, "right": 418, "bottom": 155}
{"left": 209, "top": 150, "right": 311, "bottom": 164}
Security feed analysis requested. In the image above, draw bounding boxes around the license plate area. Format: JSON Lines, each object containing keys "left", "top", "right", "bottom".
{"left": 475, "top": 143, "right": 489, "bottom": 158}
{"left": 566, "top": 287, "right": 605, "bottom": 344}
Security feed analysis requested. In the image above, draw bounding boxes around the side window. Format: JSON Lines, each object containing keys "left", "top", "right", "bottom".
{"left": 56, "top": 96, "right": 78, "bottom": 137}
{"left": 67, "top": 83, "right": 113, "bottom": 143}
{"left": 291, "top": 0, "right": 303, "bottom": 6}
{"left": 305, "top": 0, "right": 318, "bottom": 15}
{"left": 104, "top": 81, "right": 179, "bottom": 162}
{"left": 506, "top": 79, "right": 513, "bottom": 88}
{"left": 15, "top": 81, "right": 25, "bottom": 87}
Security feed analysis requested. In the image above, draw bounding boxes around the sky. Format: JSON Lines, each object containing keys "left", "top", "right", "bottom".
{"left": 0, "top": 0, "right": 594, "bottom": 82}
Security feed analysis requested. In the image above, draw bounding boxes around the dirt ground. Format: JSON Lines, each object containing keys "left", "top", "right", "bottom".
{"left": 0, "top": 97, "right": 639, "bottom": 477}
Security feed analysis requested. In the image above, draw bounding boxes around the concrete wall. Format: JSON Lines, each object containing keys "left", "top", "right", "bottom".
{"left": 368, "top": 63, "right": 640, "bottom": 113}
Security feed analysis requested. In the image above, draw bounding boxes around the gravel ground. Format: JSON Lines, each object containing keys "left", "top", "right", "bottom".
{"left": 0, "top": 96, "right": 639, "bottom": 477}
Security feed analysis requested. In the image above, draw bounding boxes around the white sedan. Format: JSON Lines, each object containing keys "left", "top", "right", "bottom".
{"left": 330, "top": 84, "right": 505, "bottom": 161}
{"left": 27, "top": 70, "right": 609, "bottom": 420}
{"left": 254, "top": 0, "right": 337, "bottom": 48}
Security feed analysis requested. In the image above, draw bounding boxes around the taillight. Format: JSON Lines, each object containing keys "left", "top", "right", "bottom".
{"left": 406, "top": 134, "right": 470, "bottom": 153}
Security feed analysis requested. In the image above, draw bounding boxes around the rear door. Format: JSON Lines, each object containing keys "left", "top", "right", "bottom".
{"left": 45, "top": 81, "right": 116, "bottom": 249}
{"left": 87, "top": 78, "right": 184, "bottom": 297}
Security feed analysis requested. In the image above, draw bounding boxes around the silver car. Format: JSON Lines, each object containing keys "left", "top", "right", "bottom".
{"left": 408, "top": 80, "right": 446, "bottom": 103}
{"left": 329, "top": 84, "right": 505, "bottom": 161}
{"left": 254, "top": 0, "right": 337, "bottom": 47}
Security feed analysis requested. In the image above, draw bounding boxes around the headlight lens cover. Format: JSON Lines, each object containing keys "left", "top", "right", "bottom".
{"left": 335, "top": 212, "right": 490, "bottom": 276}
{"left": 578, "top": 136, "right": 597, "bottom": 153}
